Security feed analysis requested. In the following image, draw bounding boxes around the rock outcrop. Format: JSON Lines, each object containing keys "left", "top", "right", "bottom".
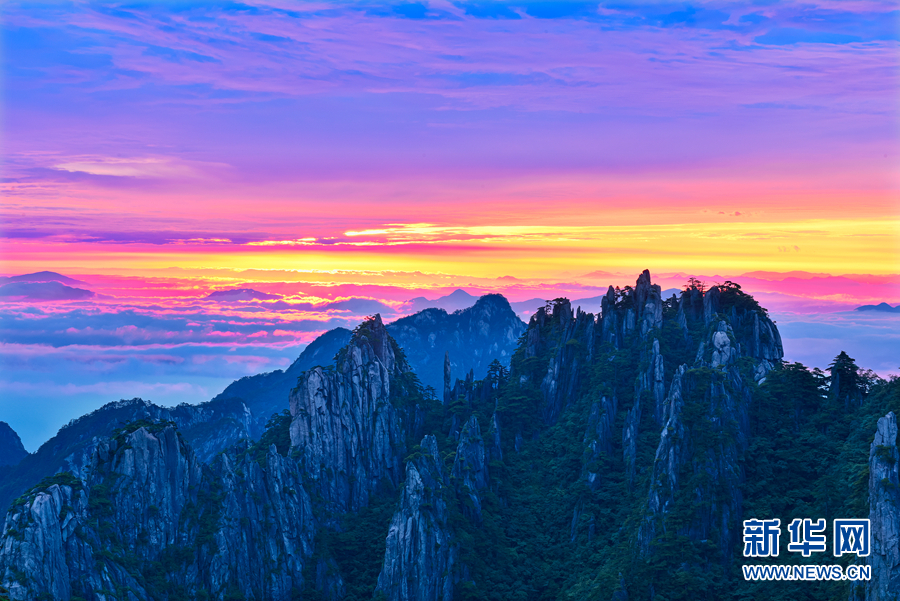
{"left": 866, "top": 412, "right": 900, "bottom": 601}
{"left": 375, "top": 435, "right": 456, "bottom": 601}
{"left": 0, "top": 423, "right": 326, "bottom": 601}
{"left": 289, "top": 315, "right": 409, "bottom": 513}
{"left": 583, "top": 394, "right": 617, "bottom": 488}
{"left": 0, "top": 270, "right": 802, "bottom": 600}
{"left": 637, "top": 279, "right": 781, "bottom": 561}
{"left": 0, "top": 397, "right": 253, "bottom": 513}
{"left": 520, "top": 299, "right": 596, "bottom": 425}
{"left": 451, "top": 416, "right": 489, "bottom": 522}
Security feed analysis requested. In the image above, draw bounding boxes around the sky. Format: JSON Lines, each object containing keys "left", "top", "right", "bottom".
{"left": 1, "top": 0, "right": 899, "bottom": 450}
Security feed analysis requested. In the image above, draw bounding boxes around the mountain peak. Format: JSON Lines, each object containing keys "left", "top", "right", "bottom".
{"left": 346, "top": 313, "right": 404, "bottom": 372}
{"left": 0, "top": 281, "right": 94, "bottom": 301}
{"left": 856, "top": 302, "right": 900, "bottom": 313}
{"left": 0, "top": 421, "right": 27, "bottom": 467}
{"left": 1, "top": 271, "right": 85, "bottom": 285}
{"left": 204, "top": 288, "right": 283, "bottom": 301}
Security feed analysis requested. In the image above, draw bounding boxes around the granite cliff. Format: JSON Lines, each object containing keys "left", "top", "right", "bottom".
{"left": 0, "top": 422, "right": 331, "bottom": 600}
{"left": 1, "top": 270, "right": 896, "bottom": 601}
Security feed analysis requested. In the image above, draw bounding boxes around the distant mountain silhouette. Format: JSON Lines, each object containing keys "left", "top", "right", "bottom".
{"left": 0, "top": 281, "right": 94, "bottom": 301}
{"left": 856, "top": 302, "right": 900, "bottom": 313}
{"left": 205, "top": 288, "right": 284, "bottom": 301}
{"left": 0, "top": 271, "right": 86, "bottom": 286}
{"left": 404, "top": 288, "right": 478, "bottom": 313}
{"left": 324, "top": 298, "right": 395, "bottom": 314}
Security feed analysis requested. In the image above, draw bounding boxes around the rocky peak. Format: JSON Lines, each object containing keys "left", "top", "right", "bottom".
{"left": 634, "top": 269, "right": 663, "bottom": 339}
{"left": 350, "top": 313, "right": 402, "bottom": 374}
{"left": 600, "top": 285, "right": 619, "bottom": 346}
{"left": 634, "top": 269, "right": 652, "bottom": 312}
{"left": 376, "top": 435, "right": 456, "bottom": 601}
{"left": 0, "top": 422, "right": 327, "bottom": 601}
{"left": 289, "top": 317, "right": 408, "bottom": 513}
{"left": 451, "top": 416, "right": 489, "bottom": 522}
{"left": 702, "top": 283, "right": 721, "bottom": 323}
{"left": 0, "top": 397, "right": 253, "bottom": 514}
{"left": 524, "top": 298, "right": 573, "bottom": 359}
{"left": 866, "top": 412, "right": 900, "bottom": 600}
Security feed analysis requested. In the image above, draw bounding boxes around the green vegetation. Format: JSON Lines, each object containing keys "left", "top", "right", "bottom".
{"left": 246, "top": 410, "right": 292, "bottom": 466}
{"left": 10, "top": 471, "right": 82, "bottom": 510}
{"left": 328, "top": 491, "right": 398, "bottom": 601}
{"left": 318, "top": 289, "right": 897, "bottom": 601}
{"left": 111, "top": 419, "right": 177, "bottom": 445}
{"left": 3, "top": 288, "right": 896, "bottom": 601}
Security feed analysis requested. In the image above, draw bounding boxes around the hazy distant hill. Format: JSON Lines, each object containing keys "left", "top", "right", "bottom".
{"left": 0, "top": 271, "right": 87, "bottom": 286}
{"left": 856, "top": 301, "right": 900, "bottom": 313}
{"left": 0, "top": 281, "right": 94, "bottom": 301}
{"left": 403, "top": 288, "right": 479, "bottom": 313}
{"left": 388, "top": 293, "right": 525, "bottom": 394}
{"left": 204, "top": 288, "right": 284, "bottom": 301}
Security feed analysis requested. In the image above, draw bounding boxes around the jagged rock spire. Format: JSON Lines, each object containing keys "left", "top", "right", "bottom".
{"left": 866, "top": 412, "right": 900, "bottom": 600}
{"left": 289, "top": 314, "right": 408, "bottom": 512}
{"left": 376, "top": 435, "right": 456, "bottom": 601}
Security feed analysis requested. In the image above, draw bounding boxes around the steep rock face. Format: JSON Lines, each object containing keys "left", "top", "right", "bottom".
{"left": 487, "top": 413, "right": 503, "bottom": 464}
{"left": 639, "top": 307, "right": 767, "bottom": 560}
{"left": 375, "top": 435, "right": 456, "bottom": 601}
{"left": 0, "top": 424, "right": 202, "bottom": 600}
{"left": 500, "top": 271, "right": 784, "bottom": 566}
{"left": 0, "top": 424, "right": 325, "bottom": 601}
{"left": 866, "top": 412, "right": 900, "bottom": 601}
{"left": 525, "top": 273, "right": 783, "bottom": 562}
{"left": 387, "top": 294, "right": 525, "bottom": 395}
{"left": 645, "top": 340, "right": 667, "bottom": 425}
{"left": 600, "top": 286, "right": 619, "bottom": 347}
{"left": 0, "top": 398, "right": 253, "bottom": 515}
{"left": 289, "top": 315, "right": 408, "bottom": 513}
{"left": 0, "top": 423, "right": 27, "bottom": 468}
{"left": 451, "top": 416, "right": 489, "bottom": 522}
{"left": 521, "top": 300, "right": 596, "bottom": 424}
{"left": 443, "top": 351, "right": 451, "bottom": 404}
{"left": 203, "top": 444, "right": 332, "bottom": 600}
{"left": 583, "top": 394, "right": 617, "bottom": 489}
{"left": 0, "top": 480, "right": 88, "bottom": 601}
{"left": 640, "top": 366, "right": 688, "bottom": 554}
{"left": 634, "top": 269, "right": 663, "bottom": 341}
{"left": 625, "top": 335, "right": 666, "bottom": 485}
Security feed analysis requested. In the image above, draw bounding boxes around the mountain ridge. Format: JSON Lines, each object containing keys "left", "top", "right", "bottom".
{"left": 1, "top": 270, "right": 897, "bottom": 601}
